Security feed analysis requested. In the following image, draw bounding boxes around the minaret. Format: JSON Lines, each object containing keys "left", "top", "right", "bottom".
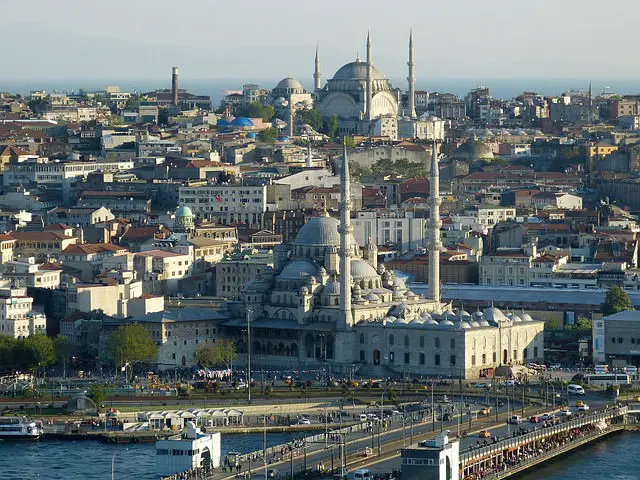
{"left": 365, "top": 31, "right": 373, "bottom": 121}
{"left": 313, "top": 46, "right": 321, "bottom": 92}
{"left": 588, "top": 80, "right": 593, "bottom": 123}
{"left": 407, "top": 29, "right": 417, "bottom": 119}
{"left": 306, "top": 140, "right": 313, "bottom": 167}
{"left": 171, "top": 67, "right": 179, "bottom": 106}
{"left": 339, "top": 142, "right": 353, "bottom": 328}
{"left": 288, "top": 105, "right": 294, "bottom": 137}
{"left": 429, "top": 140, "right": 441, "bottom": 306}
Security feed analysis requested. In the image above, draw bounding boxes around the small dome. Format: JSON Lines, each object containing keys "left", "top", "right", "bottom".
{"left": 278, "top": 260, "right": 319, "bottom": 280}
{"left": 275, "top": 77, "right": 305, "bottom": 91}
{"left": 469, "top": 320, "right": 481, "bottom": 327}
{"left": 479, "top": 320, "right": 490, "bottom": 327}
{"left": 483, "top": 307, "right": 507, "bottom": 322}
{"left": 323, "top": 280, "right": 341, "bottom": 295}
{"left": 246, "top": 132, "right": 257, "bottom": 139}
{"left": 351, "top": 259, "right": 378, "bottom": 279}
{"left": 365, "top": 292, "right": 380, "bottom": 302}
{"left": 440, "top": 320, "right": 455, "bottom": 327}
{"left": 521, "top": 313, "right": 534, "bottom": 322}
{"left": 456, "top": 321, "right": 471, "bottom": 329}
{"left": 425, "top": 318, "right": 439, "bottom": 325}
{"left": 175, "top": 205, "right": 193, "bottom": 217}
{"left": 231, "top": 116, "right": 254, "bottom": 127}
{"left": 299, "top": 286, "right": 309, "bottom": 295}
{"left": 410, "top": 318, "right": 423, "bottom": 325}
{"left": 512, "top": 315, "right": 522, "bottom": 323}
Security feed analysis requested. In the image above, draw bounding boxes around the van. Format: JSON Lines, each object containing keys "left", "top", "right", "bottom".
{"left": 567, "top": 384, "right": 585, "bottom": 395}
{"left": 509, "top": 415, "right": 522, "bottom": 425}
{"left": 353, "top": 469, "right": 371, "bottom": 480}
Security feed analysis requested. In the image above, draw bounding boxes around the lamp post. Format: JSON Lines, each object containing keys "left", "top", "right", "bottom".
{"left": 263, "top": 416, "right": 267, "bottom": 480}
{"left": 247, "top": 308, "right": 252, "bottom": 403}
{"left": 431, "top": 382, "right": 435, "bottom": 432}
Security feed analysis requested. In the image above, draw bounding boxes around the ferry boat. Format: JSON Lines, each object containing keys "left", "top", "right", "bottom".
{"left": 0, "top": 417, "right": 43, "bottom": 439}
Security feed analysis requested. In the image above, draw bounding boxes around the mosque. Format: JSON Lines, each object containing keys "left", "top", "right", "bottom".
{"left": 220, "top": 143, "right": 545, "bottom": 379}
{"left": 267, "top": 31, "right": 445, "bottom": 140}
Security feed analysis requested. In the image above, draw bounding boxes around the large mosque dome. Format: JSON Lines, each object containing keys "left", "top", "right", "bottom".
{"left": 273, "top": 77, "right": 306, "bottom": 96}
{"left": 293, "top": 216, "right": 341, "bottom": 246}
{"left": 332, "top": 60, "right": 386, "bottom": 81}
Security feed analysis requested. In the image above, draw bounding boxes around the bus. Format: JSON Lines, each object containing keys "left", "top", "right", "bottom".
{"left": 585, "top": 373, "right": 630, "bottom": 387}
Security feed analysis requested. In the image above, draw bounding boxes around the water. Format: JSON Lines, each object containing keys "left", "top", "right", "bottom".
{"left": 514, "top": 431, "right": 638, "bottom": 480}
{"left": 0, "top": 431, "right": 637, "bottom": 479}
{"left": 0, "top": 432, "right": 307, "bottom": 480}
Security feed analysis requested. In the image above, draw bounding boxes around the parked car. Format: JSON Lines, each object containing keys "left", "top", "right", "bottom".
{"left": 509, "top": 415, "right": 522, "bottom": 425}
{"left": 577, "top": 404, "right": 590, "bottom": 412}
{"left": 540, "top": 413, "right": 554, "bottom": 421}
{"left": 479, "top": 430, "right": 491, "bottom": 438}
{"left": 298, "top": 418, "right": 311, "bottom": 425}
{"left": 529, "top": 416, "right": 540, "bottom": 423}
{"left": 559, "top": 408, "right": 572, "bottom": 417}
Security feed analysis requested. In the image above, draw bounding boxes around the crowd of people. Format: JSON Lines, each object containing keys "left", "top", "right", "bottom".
{"left": 463, "top": 423, "right": 600, "bottom": 480}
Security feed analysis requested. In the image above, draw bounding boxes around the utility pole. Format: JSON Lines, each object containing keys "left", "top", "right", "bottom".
{"left": 247, "top": 308, "right": 252, "bottom": 403}
{"left": 431, "top": 382, "right": 435, "bottom": 432}
{"left": 263, "top": 416, "right": 267, "bottom": 480}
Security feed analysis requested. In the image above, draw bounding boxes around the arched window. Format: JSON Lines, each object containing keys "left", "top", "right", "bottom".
{"left": 435, "top": 337, "right": 440, "bottom": 348}
{"left": 360, "top": 333, "right": 365, "bottom": 344}
{"left": 404, "top": 335, "right": 409, "bottom": 347}
{"left": 389, "top": 334, "right": 395, "bottom": 345}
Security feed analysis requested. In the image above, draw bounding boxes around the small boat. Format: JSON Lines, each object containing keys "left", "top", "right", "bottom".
{"left": 0, "top": 417, "right": 43, "bottom": 439}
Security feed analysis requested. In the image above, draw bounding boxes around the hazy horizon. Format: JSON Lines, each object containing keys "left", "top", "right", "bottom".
{"left": 1, "top": 0, "right": 639, "bottom": 84}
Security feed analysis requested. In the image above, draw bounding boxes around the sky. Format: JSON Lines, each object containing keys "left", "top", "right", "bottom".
{"left": 1, "top": 0, "right": 639, "bottom": 87}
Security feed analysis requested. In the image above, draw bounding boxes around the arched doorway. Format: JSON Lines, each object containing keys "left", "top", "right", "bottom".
{"left": 181, "top": 355, "right": 186, "bottom": 366}
{"left": 201, "top": 446, "right": 211, "bottom": 468}
{"left": 446, "top": 455, "right": 452, "bottom": 480}
{"left": 503, "top": 349, "right": 508, "bottom": 364}
{"left": 373, "top": 350, "right": 381, "bottom": 365}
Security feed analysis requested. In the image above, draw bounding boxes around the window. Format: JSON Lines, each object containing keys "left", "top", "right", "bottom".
{"left": 450, "top": 338, "right": 455, "bottom": 349}
{"left": 523, "top": 348, "right": 528, "bottom": 359}
{"left": 534, "top": 347, "right": 538, "bottom": 357}
{"left": 389, "top": 334, "right": 394, "bottom": 345}
{"left": 360, "top": 333, "right": 365, "bottom": 344}
{"left": 450, "top": 355, "right": 456, "bottom": 366}
{"left": 434, "top": 354, "right": 440, "bottom": 366}
{"left": 618, "top": 337, "right": 623, "bottom": 344}
{"left": 612, "top": 337, "right": 616, "bottom": 344}
{"left": 435, "top": 337, "right": 440, "bottom": 348}
{"left": 360, "top": 350, "right": 365, "bottom": 361}
{"left": 633, "top": 338, "right": 636, "bottom": 344}
{"left": 390, "top": 352, "right": 395, "bottom": 363}
{"left": 493, "top": 352, "right": 497, "bottom": 363}
{"left": 420, "top": 353, "right": 425, "bottom": 365}
{"left": 482, "top": 353, "right": 486, "bottom": 365}
{"left": 404, "top": 335, "right": 409, "bottom": 347}
{"left": 471, "top": 355, "right": 476, "bottom": 366}
{"left": 420, "top": 336, "right": 424, "bottom": 348}
{"left": 404, "top": 353, "right": 410, "bottom": 364}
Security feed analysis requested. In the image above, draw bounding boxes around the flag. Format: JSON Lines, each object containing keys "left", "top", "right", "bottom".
{"left": 215, "top": 195, "right": 222, "bottom": 202}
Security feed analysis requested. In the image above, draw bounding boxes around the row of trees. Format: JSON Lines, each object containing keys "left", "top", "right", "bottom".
{"left": 295, "top": 109, "right": 339, "bottom": 138}
{"left": 0, "top": 335, "right": 75, "bottom": 375}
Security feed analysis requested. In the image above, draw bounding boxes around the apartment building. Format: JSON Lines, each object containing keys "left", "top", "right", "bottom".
{"left": 0, "top": 286, "right": 46, "bottom": 338}
{"left": 215, "top": 251, "right": 273, "bottom": 300}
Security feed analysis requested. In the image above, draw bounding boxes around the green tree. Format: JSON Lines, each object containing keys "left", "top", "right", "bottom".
{"left": 195, "top": 339, "right": 237, "bottom": 370}
{"left": 88, "top": 385, "right": 107, "bottom": 405}
{"left": 107, "top": 324, "right": 158, "bottom": 377}
{"left": 53, "top": 336, "right": 77, "bottom": 364}
{"left": 296, "top": 108, "right": 322, "bottom": 131}
{"left": 258, "top": 127, "right": 278, "bottom": 143}
{"left": 343, "top": 135, "right": 356, "bottom": 148}
{"left": 602, "top": 285, "right": 634, "bottom": 316}
{"left": 323, "top": 115, "right": 339, "bottom": 138}
{"left": 349, "top": 161, "right": 371, "bottom": 180}
{"left": 24, "top": 335, "right": 56, "bottom": 374}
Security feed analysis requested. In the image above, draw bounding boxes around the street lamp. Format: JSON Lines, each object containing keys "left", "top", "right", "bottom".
{"left": 247, "top": 308, "right": 252, "bottom": 403}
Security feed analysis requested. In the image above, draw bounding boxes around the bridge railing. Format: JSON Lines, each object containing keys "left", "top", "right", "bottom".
{"left": 460, "top": 407, "right": 627, "bottom": 465}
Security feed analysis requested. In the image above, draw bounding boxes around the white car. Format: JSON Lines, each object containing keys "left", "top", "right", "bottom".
{"left": 504, "top": 380, "right": 519, "bottom": 386}
{"left": 577, "top": 404, "right": 590, "bottom": 412}
{"left": 559, "top": 408, "right": 572, "bottom": 417}
{"left": 540, "top": 413, "right": 555, "bottom": 421}
{"left": 297, "top": 418, "right": 311, "bottom": 425}
{"left": 475, "top": 382, "right": 491, "bottom": 388}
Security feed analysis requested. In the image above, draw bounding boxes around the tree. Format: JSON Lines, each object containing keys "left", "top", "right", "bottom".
{"left": 258, "top": 127, "right": 278, "bottom": 143}
{"left": 602, "top": 285, "right": 634, "bottom": 316}
{"left": 195, "top": 339, "right": 237, "bottom": 370}
{"left": 349, "top": 161, "right": 371, "bottom": 180}
{"left": 24, "top": 335, "right": 56, "bottom": 374}
{"left": 88, "top": 385, "right": 106, "bottom": 405}
{"left": 343, "top": 135, "right": 356, "bottom": 148}
{"left": 322, "top": 115, "right": 339, "bottom": 138}
{"left": 107, "top": 324, "right": 158, "bottom": 377}
{"left": 296, "top": 108, "right": 322, "bottom": 131}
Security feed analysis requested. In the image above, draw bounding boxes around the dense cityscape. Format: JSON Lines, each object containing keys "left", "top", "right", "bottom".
{"left": 1, "top": 2, "right": 640, "bottom": 479}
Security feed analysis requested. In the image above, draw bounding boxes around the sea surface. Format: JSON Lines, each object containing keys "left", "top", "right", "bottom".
{"left": 0, "top": 430, "right": 637, "bottom": 480}
{"left": 0, "top": 431, "right": 307, "bottom": 480}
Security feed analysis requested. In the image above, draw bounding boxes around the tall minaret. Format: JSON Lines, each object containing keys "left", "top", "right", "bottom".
{"left": 313, "top": 46, "right": 321, "bottom": 92}
{"left": 365, "top": 31, "right": 373, "bottom": 121}
{"left": 429, "top": 140, "right": 441, "bottom": 306}
{"left": 306, "top": 140, "right": 313, "bottom": 167}
{"left": 339, "top": 142, "right": 353, "bottom": 328}
{"left": 407, "top": 29, "right": 417, "bottom": 119}
{"left": 171, "top": 67, "right": 179, "bottom": 106}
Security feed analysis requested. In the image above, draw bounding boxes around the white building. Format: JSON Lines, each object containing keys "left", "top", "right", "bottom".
{"left": 179, "top": 184, "right": 269, "bottom": 227}
{"left": 351, "top": 210, "right": 427, "bottom": 252}
{"left": 0, "top": 286, "right": 46, "bottom": 338}
{"left": 155, "top": 422, "right": 221, "bottom": 476}
{"left": 134, "top": 248, "right": 194, "bottom": 295}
